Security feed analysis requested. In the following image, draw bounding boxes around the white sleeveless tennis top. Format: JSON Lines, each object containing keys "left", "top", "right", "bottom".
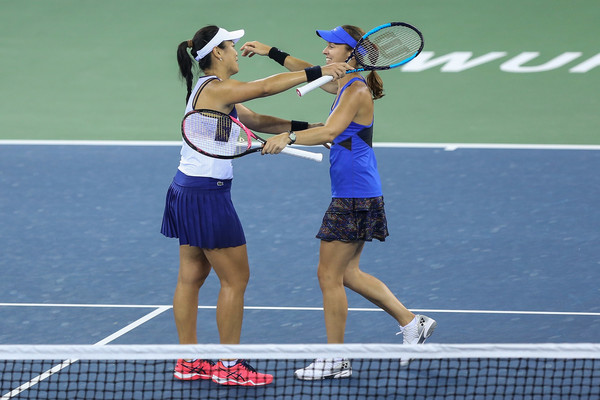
{"left": 177, "top": 75, "right": 233, "bottom": 179}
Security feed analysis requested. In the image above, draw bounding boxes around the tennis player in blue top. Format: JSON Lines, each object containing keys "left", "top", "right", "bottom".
{"left": 242, "top": 25, "right": 437, "bottom": 380}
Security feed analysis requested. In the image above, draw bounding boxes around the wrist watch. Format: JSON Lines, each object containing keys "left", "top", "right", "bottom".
{"left": 288, "top": 131, "right": 297, "bottom": 145}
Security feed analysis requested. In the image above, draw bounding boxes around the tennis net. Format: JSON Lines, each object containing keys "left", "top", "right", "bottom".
{"left": 0, "top": 343, "right": 598, "bottom": 399}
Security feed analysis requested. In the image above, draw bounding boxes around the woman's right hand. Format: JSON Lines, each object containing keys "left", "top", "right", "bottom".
{"left": 321, "top": 62, "right": 352, "bottom": 81}
{"left": 262, "top": 132, "right": 290, "bottom": 155}
{"left": 240, "top": 41, "right": 271, "bottom": 58}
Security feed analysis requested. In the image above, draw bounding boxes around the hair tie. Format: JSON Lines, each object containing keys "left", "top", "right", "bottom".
{"left": 187, "top": 40, "right": 193, "bottom": 48}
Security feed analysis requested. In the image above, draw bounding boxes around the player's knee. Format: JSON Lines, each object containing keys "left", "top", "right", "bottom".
{"left": 221, "top": 274, "right": 249, "bottom": 292}
{"left": 317, "top": 267, "right": 343, "bottom": 288}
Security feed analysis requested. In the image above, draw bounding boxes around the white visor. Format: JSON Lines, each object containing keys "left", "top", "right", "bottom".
{"left": 195, "top": 28, "right": 245, "bottom": 61}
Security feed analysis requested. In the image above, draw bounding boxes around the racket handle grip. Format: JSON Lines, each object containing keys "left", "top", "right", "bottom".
{"left": 280, "top": 146, "right": 323, "bottom": 162}
{"left": 296, "top": 75, "right": 334, "bottom": 97}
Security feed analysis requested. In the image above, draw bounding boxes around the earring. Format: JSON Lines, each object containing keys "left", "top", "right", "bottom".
{"left": 219, "top": 58, "right": 223, "bottom": 61}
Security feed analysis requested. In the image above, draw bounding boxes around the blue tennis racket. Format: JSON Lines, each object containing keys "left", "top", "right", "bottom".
{"left": 297, "top": 22, "right": 424, "bottom": 97}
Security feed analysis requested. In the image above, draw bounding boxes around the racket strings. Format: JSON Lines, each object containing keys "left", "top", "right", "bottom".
{"left": 356, "top": 26, "right": 422, "bottom": 67}
{"left": 183, "top": 111, "right": 250, "bottom": 157}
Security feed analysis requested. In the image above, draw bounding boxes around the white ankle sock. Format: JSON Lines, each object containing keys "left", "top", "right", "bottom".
{"left": 220, "top": 359, "right": 238, "bottom": 368}
{"left": 400, "top": 316, "right": 417, "bottom": 332}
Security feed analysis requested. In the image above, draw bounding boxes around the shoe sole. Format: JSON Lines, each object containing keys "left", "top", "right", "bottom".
{"left": 417, "top": 318, "right": 437, "bottom": 344}
{"left": 294, "top": 369, "right": 352, "bottom": 380}
{"left": 212, "top": 376, "right": 273, "bottom": 386}
{"left": 399, "top": 358, "right": 411, "bottom": 367}
{"left": 174, "top": 372, "right": 212, "bottom": 380}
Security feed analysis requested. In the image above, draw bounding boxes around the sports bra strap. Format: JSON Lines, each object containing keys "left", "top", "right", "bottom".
{"left": 342, "top": 77, "right": 367, "bottom": 90}
{"left": 191, "top": 76, "right": 237, "bottom": 118}
{"left": 192, "top": 76, "right": 219, "bottom": 110}
{"left": 331, "top": 77, "right": 367, "bottom": 111}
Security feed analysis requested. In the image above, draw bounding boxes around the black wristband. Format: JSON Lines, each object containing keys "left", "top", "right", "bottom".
{"left": 268, "top": 47, "right": 289, "bottom": 66}
{"left": 291, "top": 120, "right": 309, "bottom": 131}
{"left": 304, "top": 66, "right": 322, "bottom": 82}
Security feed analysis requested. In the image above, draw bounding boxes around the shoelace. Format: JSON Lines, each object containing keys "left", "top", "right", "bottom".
{"left": 187, "top": 360, "right": 215, "bottom": 373}
{"left": 237, "top": 360, "right": 257, "bottom": 372}
{"left": 396, "top": 322, "right": 407, "bottom": 336}
{"left": 397, "top": 325, "right": 420, "bottom": 344}
{"left": 188, "top": 359, "right": 215, "bottom": 366}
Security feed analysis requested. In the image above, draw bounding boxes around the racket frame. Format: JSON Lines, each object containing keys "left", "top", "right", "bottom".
{"left": 297, "top": 22, "right": 424, "bottom": 97}
{"left": 181, "top": 109, "right": 322, "bottom": 162}
{"left": 351, "top": 22, "right": 424, "bottom": 72}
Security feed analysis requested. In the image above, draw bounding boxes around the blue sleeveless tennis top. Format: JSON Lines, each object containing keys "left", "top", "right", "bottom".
{"left": 329, "top": 77, "right": 382, "bottom": 198}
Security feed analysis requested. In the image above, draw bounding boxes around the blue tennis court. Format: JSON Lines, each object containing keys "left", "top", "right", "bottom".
{"left": 1, "top": 143, "right": 598, "bottom": 347}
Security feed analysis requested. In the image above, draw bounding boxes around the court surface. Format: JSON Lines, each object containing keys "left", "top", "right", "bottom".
{"left": 1, "top": 143, "right": 598, "bottom": 346}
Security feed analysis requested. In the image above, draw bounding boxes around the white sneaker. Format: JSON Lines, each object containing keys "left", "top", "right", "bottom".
{"left": 398, "top": 314, "right": 437, "bottom": 366}
{"left": 294, "top": 358, "right": 352, "bottom": 380}
{"left": 402, "top": 314, "right": 437, "bottom": 345}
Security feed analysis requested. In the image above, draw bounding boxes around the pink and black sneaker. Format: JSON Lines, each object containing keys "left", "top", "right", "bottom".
{"left": 174, "top": 359, "right": 215, "bottom": 380}
{"left": 211, "top": 359, "right": 273, "bottom": 386}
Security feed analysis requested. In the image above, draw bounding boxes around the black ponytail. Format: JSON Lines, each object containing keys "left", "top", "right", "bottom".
{"left": 177, "top": 25, "right": 224, "bottom": 103}
{"left": 176, "top": 41, "right": 194, "bottom": 102}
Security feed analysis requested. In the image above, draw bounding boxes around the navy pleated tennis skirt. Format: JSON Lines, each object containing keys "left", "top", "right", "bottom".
{"left": 160, "top": 170, "right": 246, "bottom": 249}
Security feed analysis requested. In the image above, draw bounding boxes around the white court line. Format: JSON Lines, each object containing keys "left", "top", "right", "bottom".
{"left": 243, "top": 306, "right": 600, "bottom": 317}
{"left": 377, "top": 142, "right": 600, "bottom": 151}
{"left": 0, "top": 302, "right": 164, "bottom": 308}
{"left": 1, "top": 139, "right": 599, "bottom": 151}
{"left": 0, "top": 306, "right": 170, "bottom": 400}
{"left": 1, "top": 302, "right": 598, "bottom": 316}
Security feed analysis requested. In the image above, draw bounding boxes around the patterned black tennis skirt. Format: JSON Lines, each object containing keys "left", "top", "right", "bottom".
{"left": 316, "top": 197, "right": 389, "bottom": 242}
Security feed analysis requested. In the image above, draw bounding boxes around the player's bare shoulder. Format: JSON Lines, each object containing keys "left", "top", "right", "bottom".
{"left": 343, "top": 79, "right": 373, "bottom": 104}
